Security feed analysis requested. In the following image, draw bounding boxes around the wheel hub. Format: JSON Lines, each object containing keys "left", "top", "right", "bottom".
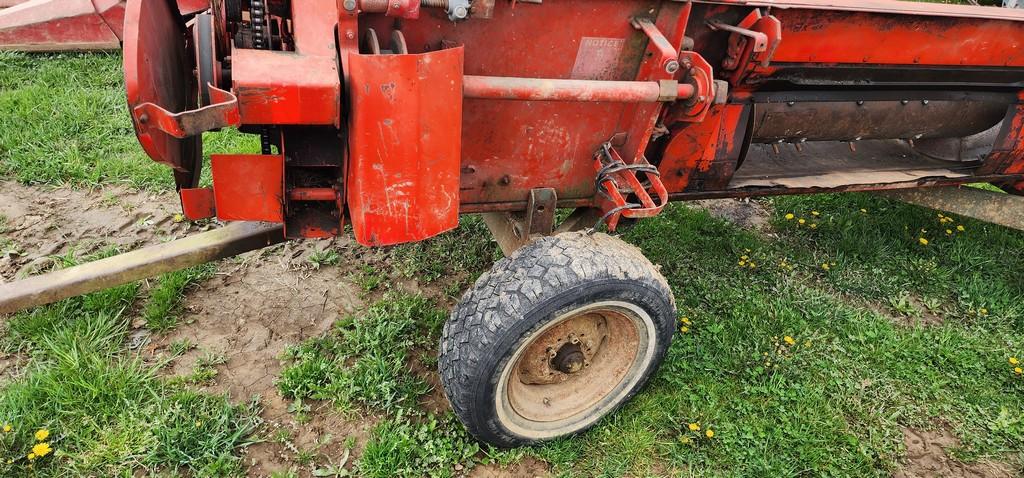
{"left": 551, "top": 342, "right": 586, "bottom": 374}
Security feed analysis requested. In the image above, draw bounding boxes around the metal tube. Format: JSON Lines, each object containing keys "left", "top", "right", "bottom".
{"left": 0, "top": 222, "right": 285, "bottom": 315}
{"left": 876, "top": 186, "right": 1024, "bottom": 231}
{"left": 463, "top": 75, "right": 694, "bottom": 103}
{"left": 288, "top": 188, "right": 337, "bottom": 201}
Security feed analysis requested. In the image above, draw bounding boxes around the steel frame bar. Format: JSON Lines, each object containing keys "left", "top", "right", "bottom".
{"left": 0, "top": 222, "right": 285, "bottom": 315}
{"left": 876, "top": 186, "right": 1024, "bottom": 231}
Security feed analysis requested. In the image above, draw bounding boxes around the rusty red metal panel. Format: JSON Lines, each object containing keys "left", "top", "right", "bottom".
{"left": 704, "top": 0, "right": 1024, "bottom": 22}
{"left": 180, "top": 187, "right": 216, "bottom": 219}
{"left": 0, "top": 0, "right": 122, "bottom": 51}
{"left": 232, "top": 49, "right": 341, "bottom": 126}
{"left": 346, "top": 47, "right": 464, "bottom": 247}
{"left": 211, "top": 154, "right": 285, "bottom": 222}
{"left": 763, "top": 8, "right": 1024, "bottom": 68}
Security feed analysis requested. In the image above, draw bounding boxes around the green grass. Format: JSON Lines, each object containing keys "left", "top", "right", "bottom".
{"left": 143, "top": 263, "right": 216, "bottom": 332}
{"left": 0, "top": 250, "right": 253, "bottom": 477}
{"left": 277, "top": 292, "right": 442, "bottom": 412}
{"left": 0, "top": 52, "right": 257, "bottom": 190}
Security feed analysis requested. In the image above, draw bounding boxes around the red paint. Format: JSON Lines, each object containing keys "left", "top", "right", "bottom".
{"left": 0, "top": 0, "right": 123, "bottom": 51}
{"left": 346, "top": 47, "right": 464, "bottom": 246}
{"left": 289, "top": 188, "right": 338, "bottom": 201}
{"left": 211, "top": 154, "right": 285, "bottom": 222}
{"left": 180, "top": 187, "right": 216, "bottom": 219}
{"left": 232, "top": 50, "right": 341, "bottom": 127}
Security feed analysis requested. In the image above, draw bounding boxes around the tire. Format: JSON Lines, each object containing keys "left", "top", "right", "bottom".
{"left": 438, "top": 232, "right": 677, "bottom": 447}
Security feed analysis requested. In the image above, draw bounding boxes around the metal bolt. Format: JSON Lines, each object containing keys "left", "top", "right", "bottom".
{"left": 453, "top": 5, "right": 468, "bottom": 19}
{"left": 921, "top": 100, "right": 930, "bottom": 105}
{"left": 343, "top": 0, "right": 357, "bottom": 11}
{"left": 787, "top": 101, "right": 795, "bottom": 107}
{"left": 393, "top": 2, "right": 400, "bottom": 8}
{"left": 856, "top": 100, "right": 865, "bottom": 106}
{"left": 543, "top": 397, "right": 550, "bottom": 406}
{"left": 901, "top": 100, "right": 909, "bottom": 105}
{"left": 345, "top": 30, "right": 355, "bottom": 40}
{"left": 698, "top": 95, "right": 706, "bottom": 103}
{"left": 499, "top": 175, "right": 511, "bottom": 186}
{"left": 664, "top": 59, "right": 680, "bottom": 74}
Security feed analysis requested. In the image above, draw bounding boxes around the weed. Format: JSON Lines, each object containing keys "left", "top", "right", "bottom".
{"left": 168, "top": 338, "right": 196, "bottom": 357}
{"left": 359, "top": 411, "right": 480, "bottom": 478}
{"left": 308, "top": 249, "right": 342, "bottom": 269}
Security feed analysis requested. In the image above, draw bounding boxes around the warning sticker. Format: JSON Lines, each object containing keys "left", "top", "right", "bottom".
{"left": 570, "top": 37, "right": 626, "bottom": 81}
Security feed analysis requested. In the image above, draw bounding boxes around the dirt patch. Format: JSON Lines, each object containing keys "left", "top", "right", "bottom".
{"left": 691, "top": 198, "right": 771, "bottom": 231}
{"left": 469, "top": 456, "right": 550, "bottom": 478}
{"left": 895, "top": 427, "right": 1017, "bottom": 478}
{"left": 0, "top": 180, "right": 186, "bottom": 282}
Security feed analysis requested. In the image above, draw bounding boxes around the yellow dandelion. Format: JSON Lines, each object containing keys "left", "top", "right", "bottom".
{"left": 860, "top": 208, "right": 868, "bottom": 213}
{"left": 688, "top": 423, "right": 701, "bottom": 432}
{"left": 957, "top": 225, "right": 965, "bottom": 232}
{"left": 2, "top": 424, "right": 11, "bottom": 433}
{"left": 680, "top": 326, "right": 690, "bottom": 333}
{"left": 765, "top": 361, "right": 772, "bottom": 367}
{"left": 811, "top": 211, "right": 820, "bottom": 216}
{"left": 804, "top": 340, "right": 812, "bottom": 348}
{"left": 1015, "top": 367, "right": 1023, "bottom": 376}
{"left": 679, "top": 436, "right": 692, "bottom": 444}
{"left": 34, "top": 429, "right": 49, "bottom": 441}
{"left": 979, "top": 308, "right": 989, "bottom": 316}
{"left": 738, "top": 260, "right": 747, "bottom": 267}
{"left": 785, "top": 213, "right": 795, "bottom": 220}
{"left": 918, "top": 237, "right": 929, "bottom": 246}
{"left": 172, "top": 213, "right": 185, "bottom": 223}
{"left": 31, "top": 442, "right": 51, "bottom": 458}
{"left": 741, "top": 255, "right": 749, "bottom": 260}
{"left": 26, "top": 453, "right": 35, "bottom": 461}
{"left": 822, "top": 263, "right": 831, "bottom": 271}
{"left": 810, "top": 223, "right": 818, "bottom": 229}
{"left": 946, "top": 229, "right": 953, "bottom": 235}
{"left": 1009, "top": 357, "right": 1019, "bottom": 366}
{"left": 784, "top": 336, "right": 796, "bottom": 346}
{"left": 749, "top": 262, "right": 757, "bottom": 269}
{"left": 705, "top": 429, "right": 715, "bottom": 438}
{"left": 798, "top": 218, "right": 806, "bottom": 225}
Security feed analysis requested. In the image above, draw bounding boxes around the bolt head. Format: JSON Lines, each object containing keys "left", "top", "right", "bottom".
{"left": 343, "top": 0, "right": 356, "bottom": 11}
{"left": 664, "top": 60, "right": 680, "bottom": 74}
{"left": 345, "top": 30, "right": 355, "bottom": 40}
{"left": 453, "top": 5, "right": 468, "bottom": 18}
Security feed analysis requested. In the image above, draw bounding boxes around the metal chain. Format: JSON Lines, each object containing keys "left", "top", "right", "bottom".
{"left": 250, "top": 0, "right": 274, "bottom": 154}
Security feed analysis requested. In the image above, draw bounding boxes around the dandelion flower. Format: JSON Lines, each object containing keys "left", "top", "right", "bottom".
{"left": 680, "top": 326, "right": 690, "bottom": 333}
{"left": 741, "top": 255, "right": 749, "bottom": 261}
{"left": 681, "top": 317, "right": 691, "bottom": 325}
{"left": 946, "top": 229, "right": 953, "bottom": 235}
{"left": 860, "top": 208, "right": 868, "bottom": 213}
{"left": 810, "top": 223, "right": 818, "bottom": 229}
{"left": 811, "top": 211, "right": 820, "bottom": 217}
{"left": 679, "top": 436, "right": 692, "bottom": 444}
{"left": 2, "top": 424, "right": 10, "bottom": 433}
{"left": 822, "top": 263, "right": 831, "bottom": 271}
{"left": 785, "top": 213, "right": 795, "bottom": 220}
{"left": 706, "top": 429, "right": 715, "bottom": 438}
{"left": 749, "top": 262, "right": 757, "bottom": 269}
{"left": 798, "top": 218, "right": 807, "bottom": 225}
{"left": 918, "top": 237, "right": 929, "bottom": 246}
{"left": 980, "top": 308, "right": 989, "bottom": 316}
{"left": 957, "top": 225, "right": 965, "bottom": 232}
{"left": 34, "top": 429, "right": 48, "bottom": 441}
{"left": 26, "top": 453, "right": 35, "bottom": 461}
{"left": 738, "top": 260, "right": 747, "bottom": 267}
{"left": 31, "top": 442, "right": 51, "bottom": 458}
{"left": 804, "top": 340, "right": 812, "bottom": 348}
{"left": 784, "top": 336, "right": 796, "bottom": 346}
{"left": 688, "top": 423, "right": 701, "bottom": 432}
{"left": 1015, "top": 367, "right": 1023, "bottom": 376}
{"left": 1009, "top": 357, "right": 1019, "bottom": 365}
{"left": 172, "top": 213, "right": 185, "bottom": 223}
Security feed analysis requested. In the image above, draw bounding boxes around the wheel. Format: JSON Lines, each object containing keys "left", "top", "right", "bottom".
{"left": 439, "top": 232, "right": 677, "bottom": 447}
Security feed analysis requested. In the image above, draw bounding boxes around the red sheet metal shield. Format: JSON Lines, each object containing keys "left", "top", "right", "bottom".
{"left": 347, "top": 47, "right": 464, "bottom": 247}
{"left": 211, "top": 154, "right": 284, "bottom": 222}
{"left": 123, "top": 0, "right": 202, "bottom": 187}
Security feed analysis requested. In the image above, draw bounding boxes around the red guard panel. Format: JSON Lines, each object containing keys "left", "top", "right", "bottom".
{"left": 346, "top": 47, "right": 464, "bottom": 247}
{"left": 211, "top": 154, "right": 284, "bottom": 222}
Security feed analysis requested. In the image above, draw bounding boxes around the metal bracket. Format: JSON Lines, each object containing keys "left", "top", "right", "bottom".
{"left": 594, "top": 142, "right": 669, "bottom": 231}
{"left": 708, "top": 9, "right": 782, "bottom": 85}
{"left": 482, "top": 188, "right": 557, "bottom": 255}
{"left": 133, "top": 83, "right": 240, "bottom": 138}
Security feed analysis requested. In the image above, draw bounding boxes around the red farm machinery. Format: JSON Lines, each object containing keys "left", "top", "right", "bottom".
{"left": 2, "top": 0, "right": 1024, "bottom": 447}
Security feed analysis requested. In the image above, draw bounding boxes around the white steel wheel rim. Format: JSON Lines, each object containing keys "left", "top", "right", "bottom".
{"left": 495, "top": 300, "right": 657, "bottom": 440}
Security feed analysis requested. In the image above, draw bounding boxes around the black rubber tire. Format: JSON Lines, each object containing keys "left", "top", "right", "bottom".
{"left": 438, "top": 232, "right": 677, "bottom": 447}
